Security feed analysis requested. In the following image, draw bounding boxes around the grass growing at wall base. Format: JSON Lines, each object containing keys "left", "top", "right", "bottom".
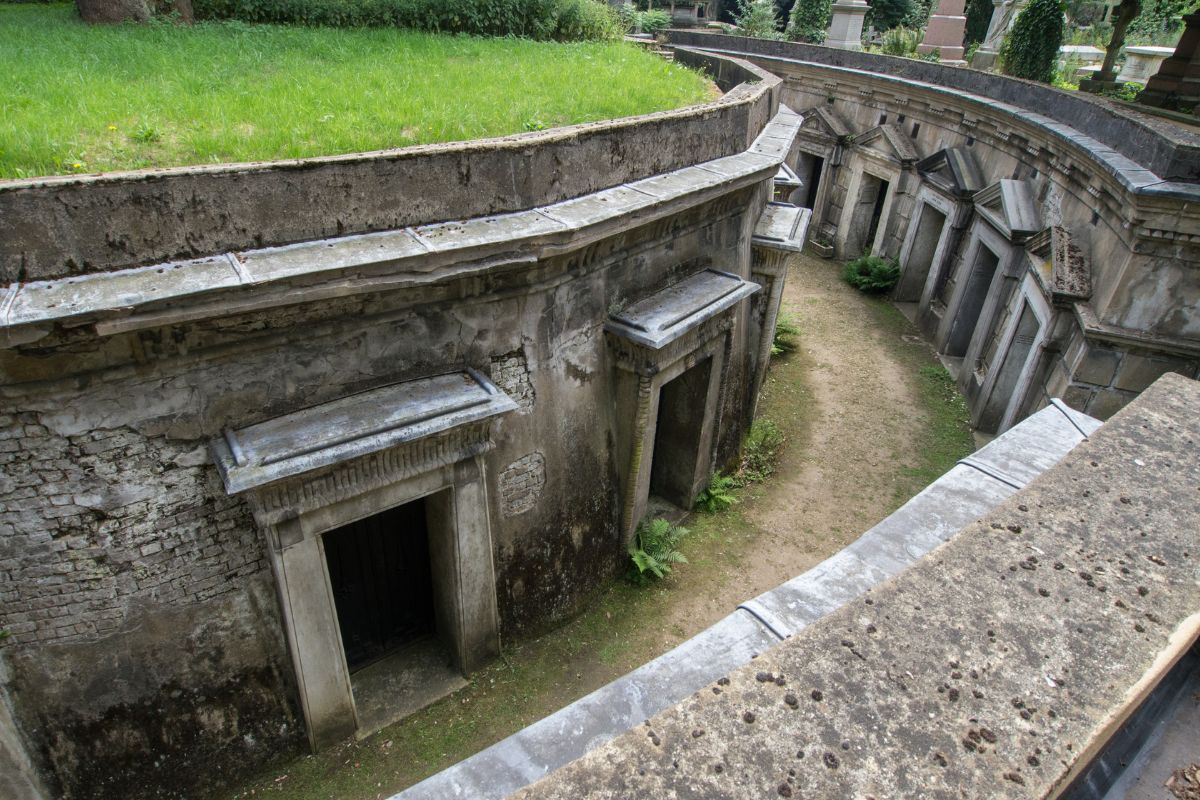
{"left": 0, "top": 4, "right": 712, "bottom": 178}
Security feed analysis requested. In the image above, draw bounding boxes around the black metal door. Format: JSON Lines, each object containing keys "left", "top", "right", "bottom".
{"left": 324, "top": 500, "right": 435, "bottom": 672}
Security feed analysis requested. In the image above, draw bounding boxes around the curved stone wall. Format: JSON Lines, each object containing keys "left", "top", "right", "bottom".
{"left": 0, "top": 48, "right": 778, "bottom": 284}
{"left": 666, "top": 32, "right": 1200, "bottom": 429}
{"left": 0, "top": 54, "right": 796, "bottom": 800}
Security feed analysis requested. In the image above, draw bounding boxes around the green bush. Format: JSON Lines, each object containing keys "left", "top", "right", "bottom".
{"left": 695, "top": 472, "right": 738, "bottom": 513}
{"left": 964, "top": 0, "right": 992, "bottom": 46}
{"left": 787, "top": 0, "right": 831, "bottom": 42}
{"left": 998, "top": 0, "right": 1065, "bottom": 82}
{"left": 192, "top": 0, "right": 624, "bottom": 40}
{"left": 867, "top": 0, "right": 914, "bottom": 31}
{"left": 734, "top": 0, "right": 785, "bottom": 38}
{"left": 842, "top": 255, "right": 901, "bottom": 293}
{"left": 878, "top": 25, "right": 921, "bottom": 55}
{"left": 639, "top": 8, "right": 672, "bottom": 33}
{"left": 628, "top": 518, "right": 689, "bottom": 582}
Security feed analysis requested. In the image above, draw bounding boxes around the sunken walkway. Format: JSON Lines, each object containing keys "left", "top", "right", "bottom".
{"left": 399, "top": 376, "right": 1200, "bottom": 798}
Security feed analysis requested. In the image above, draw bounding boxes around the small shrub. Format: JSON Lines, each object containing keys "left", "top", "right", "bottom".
{"left": 193, "top": 0, "right": 624, "bottom": 41}
{"left": 628, "top": 518, "right": 689, "bottom": 582}
{"left": 878, "top": 25, "right": 921, "bottom": 55}
{"left": 734, "top": 0, "right": 785, "bottom": 38}
{"left": 998, "top": 0, "right": 1065, "bottom": 83}
{"left": 740, "top": 418, "right": 784, "bottom": 483}
{"left": 695, "top": 472, "right": 738, "bottom": 513}
{"left": 771, "top": 313, "right": 800, "bottom": 356}
{"left": 867, "top": 0, "right": 914, "bottom": 31}
{"left": 842, "top": 255, "right": 901, "bottom": 293}
{"left": 639, "top": 8, "right": 672, "bottom": 33}
{"left": 787, "top": 0, "right": 831, "bottom": 42}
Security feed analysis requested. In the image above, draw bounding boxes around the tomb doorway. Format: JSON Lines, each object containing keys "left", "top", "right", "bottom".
{"left": 896, "top": 202, "right": 948, "bottom": 302}
{"left": 846, "top": 173, "right": 890, "bottom": 256}
{"left": 945, "top": 245, "right": 1000, "bottom": 357}
{"left": 649, "top": 358, "right": 713, "bottom": 509}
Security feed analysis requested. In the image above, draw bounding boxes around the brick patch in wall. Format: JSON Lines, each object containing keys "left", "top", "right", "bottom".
{"left": 499, "top": 452, "right": 546, "bottom": 517}
{"left": 490, "top": 351, "right": 535, "bottom": 412}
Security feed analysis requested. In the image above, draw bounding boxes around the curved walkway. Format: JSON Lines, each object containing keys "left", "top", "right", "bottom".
{"left": 224, "top": 252, "right": 975, "bottom": 800}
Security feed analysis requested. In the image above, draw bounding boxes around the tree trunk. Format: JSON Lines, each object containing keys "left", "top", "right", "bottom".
{"left": 1098, "top": 0, "right": 1142, "bottom": 81}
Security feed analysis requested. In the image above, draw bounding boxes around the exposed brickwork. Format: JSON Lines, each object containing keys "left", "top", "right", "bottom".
{"left": 491, "top": 350, "right": 536, "bottom": 412}
{"left": 499, "top": 452, "right": 547, "bottom": 517}
{"left": 0, "top": 412, "right": 266, "bottom": 648}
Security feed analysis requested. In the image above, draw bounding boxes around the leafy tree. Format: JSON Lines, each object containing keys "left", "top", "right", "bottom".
{"left": 787, "top": 0, "right": 832, "bottom": 41}
{"left": 964, "top": 0, "right": 993, "bottom": 45}
{"left": 868, "top": 0, "right": 916, "bottom": 31}
{"left": 734, "top": 0, "right": 784, "bottom": 36}
{"left": 1127, "top": 0, "right": 1187, "bottom": 41}
{"left": 999, "top": 0, "right": 1065, "bottom": 82}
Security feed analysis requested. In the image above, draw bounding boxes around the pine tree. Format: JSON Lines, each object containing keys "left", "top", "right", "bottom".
{"left": 787, "top": 0, "right": 832, "bottom": 41}
{"left": 735, "top": 0, "right": 782, "bottom": 37}
{"left": 998, "top": 0, "right": 1065, "bottom": 82}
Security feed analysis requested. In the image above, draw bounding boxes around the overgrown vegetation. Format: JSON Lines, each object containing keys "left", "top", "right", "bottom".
{"left": 786, "top": 0, "right": 831, "bottom": 42}
{"left": 618, "top": 2, "right": 671, "bottom": 34}
{"left": 193, "top": 0, "right": 623, "bottom": 40}
{"left": 842, "top": 255, "right": 901, "bottom": 293}
{"left": 734, "top": 0, "right": 784, "bottom": 38}
{"left": 628, "top": 518, "right": 690, "bottom": 582}
{"left": 866, "top": 0, "right": 914, "bottom": 32}
{"left": 738, "top": 418, "right": 785, "bottom": 484}
{"left": 0, "top": 4, "right": 711, "bottom": 178}
{"left": 772, "top": 313, "right": 801, "bottom": 356}
{"left": 896, "top": 365, "right": 974, "bottom": 500}
{"left": 999, "top": 0, "right": 1065, "bottom": 82}
{"left": 964, "top": 0, "right": 992, "bottom": 46}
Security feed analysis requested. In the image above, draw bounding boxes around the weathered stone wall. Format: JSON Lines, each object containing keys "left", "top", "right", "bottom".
{"left": 669, "top": 33, "right": 1200, "bottom": 426}
{"left": 0, "top": 50, "right": 777, "bottom": 284}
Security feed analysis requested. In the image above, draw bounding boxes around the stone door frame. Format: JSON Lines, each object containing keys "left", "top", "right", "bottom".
{"left": 935, "top": 219, "right": 1015, "bottom": 362}
{"left": 837, "top": 158, "right": 901, "bottom": 259}
{"left": 977, "top": 271, "right": 1053, "bottom": 433}
{"left": 240, "top": 429, "right": 501, "bottom": 751}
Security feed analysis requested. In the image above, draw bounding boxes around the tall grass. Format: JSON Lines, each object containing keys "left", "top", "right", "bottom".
{"left": 0, "top": 4, "right": 711, "bottom": 178}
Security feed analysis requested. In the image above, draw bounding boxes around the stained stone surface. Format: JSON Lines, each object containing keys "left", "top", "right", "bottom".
{"left": 514, "top": 374, "right": 1200, "bottom": 800}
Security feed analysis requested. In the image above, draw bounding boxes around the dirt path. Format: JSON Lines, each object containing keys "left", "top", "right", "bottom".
{"left": 226, "top": 252, "right": 973, "bottom": 800}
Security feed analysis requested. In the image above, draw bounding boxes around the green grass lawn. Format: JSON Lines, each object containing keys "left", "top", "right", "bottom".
{"left": 0, "top": 4, "right": 712, "bottom": 179}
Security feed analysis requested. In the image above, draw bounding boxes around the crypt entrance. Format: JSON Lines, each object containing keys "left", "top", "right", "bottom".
{"left": 212, "top": 371, "right": 517, "bottom": 749}
{"left": 606, "top": 268, "right": 760, "bottom": 537}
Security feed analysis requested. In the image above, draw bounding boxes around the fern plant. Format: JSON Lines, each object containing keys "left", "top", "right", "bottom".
{"left": 629, "top": 518, "right": 689, "bottom": 582}
{"left": 842, "top": 255, "right": 901, "bottom": 294}
{"left": 771, "top": 313, "right": 800, "bottom": 356}
{"left": 695, "top": 472, "right": 739, "bottom": 513}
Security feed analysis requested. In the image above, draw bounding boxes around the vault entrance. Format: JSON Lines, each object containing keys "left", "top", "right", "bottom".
{"left": 846, "top": 173, "right": 890, "bottom": 255}
{"left": 649, "top": 358, "right": 713, "bottom": 509}
{"left": 896, "top": 203, "right": 947, "bottom": 302}
{"left": 945, "top": 246, "right": 999, "bottom": 357}
{"left": 325, "top": 499, "right": 435, "bottom": 672}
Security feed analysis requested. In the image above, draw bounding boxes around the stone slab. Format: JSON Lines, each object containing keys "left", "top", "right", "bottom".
{"left": 606, "top": 269, "right": 761, "bottom": 350}
{"left": 513, "top": 374, "right": 1200, "bottom": 800}
{"left": 212, "top": 369, "right": 517, "bottom": 494}
{"left": 751, "top": 202, "right": 812, "bottom": 253}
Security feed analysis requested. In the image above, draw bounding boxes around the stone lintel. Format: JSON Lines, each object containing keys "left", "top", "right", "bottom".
{"left": 751, "top": 202, "right": 812, "bottom": 253}
{"left": 511, "top": 373, "right": 1200, "bottom": 800}
{"left": 212, "top": 370, "right": 516, "bottom": 496}
{"left": 605, "top": 269, "right": 760, "bottom": 350}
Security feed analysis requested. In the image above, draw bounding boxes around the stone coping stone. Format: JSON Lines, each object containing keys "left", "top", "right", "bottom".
{"left": 211, "top": 369, "right": 517, "bottom": 495}
{"left": 0, "top": 109, "right": 803, "bottom": 347}
{"left": 393, "top": 399, "right": 1099, "bottom": 800}
{"left": 751, "top": 202, "right": 812, "bottom": 253}
{"left": 606, "top": 269, "right": 761, "bottom": 349}
{"left": 512, "top": 373, "right": 1200, "bottom": 800}
{"left": 664, "top": 32, "right": 1200, "bottom": 185}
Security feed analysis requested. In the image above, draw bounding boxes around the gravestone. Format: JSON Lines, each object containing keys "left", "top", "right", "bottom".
{"left": 826, "top": 0, "right": 870, "bottom": 50}
{"left": 918, "top": 0, "right": 969, "bottom": 64}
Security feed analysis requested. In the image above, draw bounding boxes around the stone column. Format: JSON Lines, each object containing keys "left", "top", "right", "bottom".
{"left": 972, "top": 0, "right": 1026, "bottom": 70}
{"left": 1137, "top": 11, "right": 1200, "bottom": 111}
{"left": 918, "top": 0, "right": 968, "bottom": 64}
{"left": 826, "top": 0, "right": 869, "bottom": 50}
